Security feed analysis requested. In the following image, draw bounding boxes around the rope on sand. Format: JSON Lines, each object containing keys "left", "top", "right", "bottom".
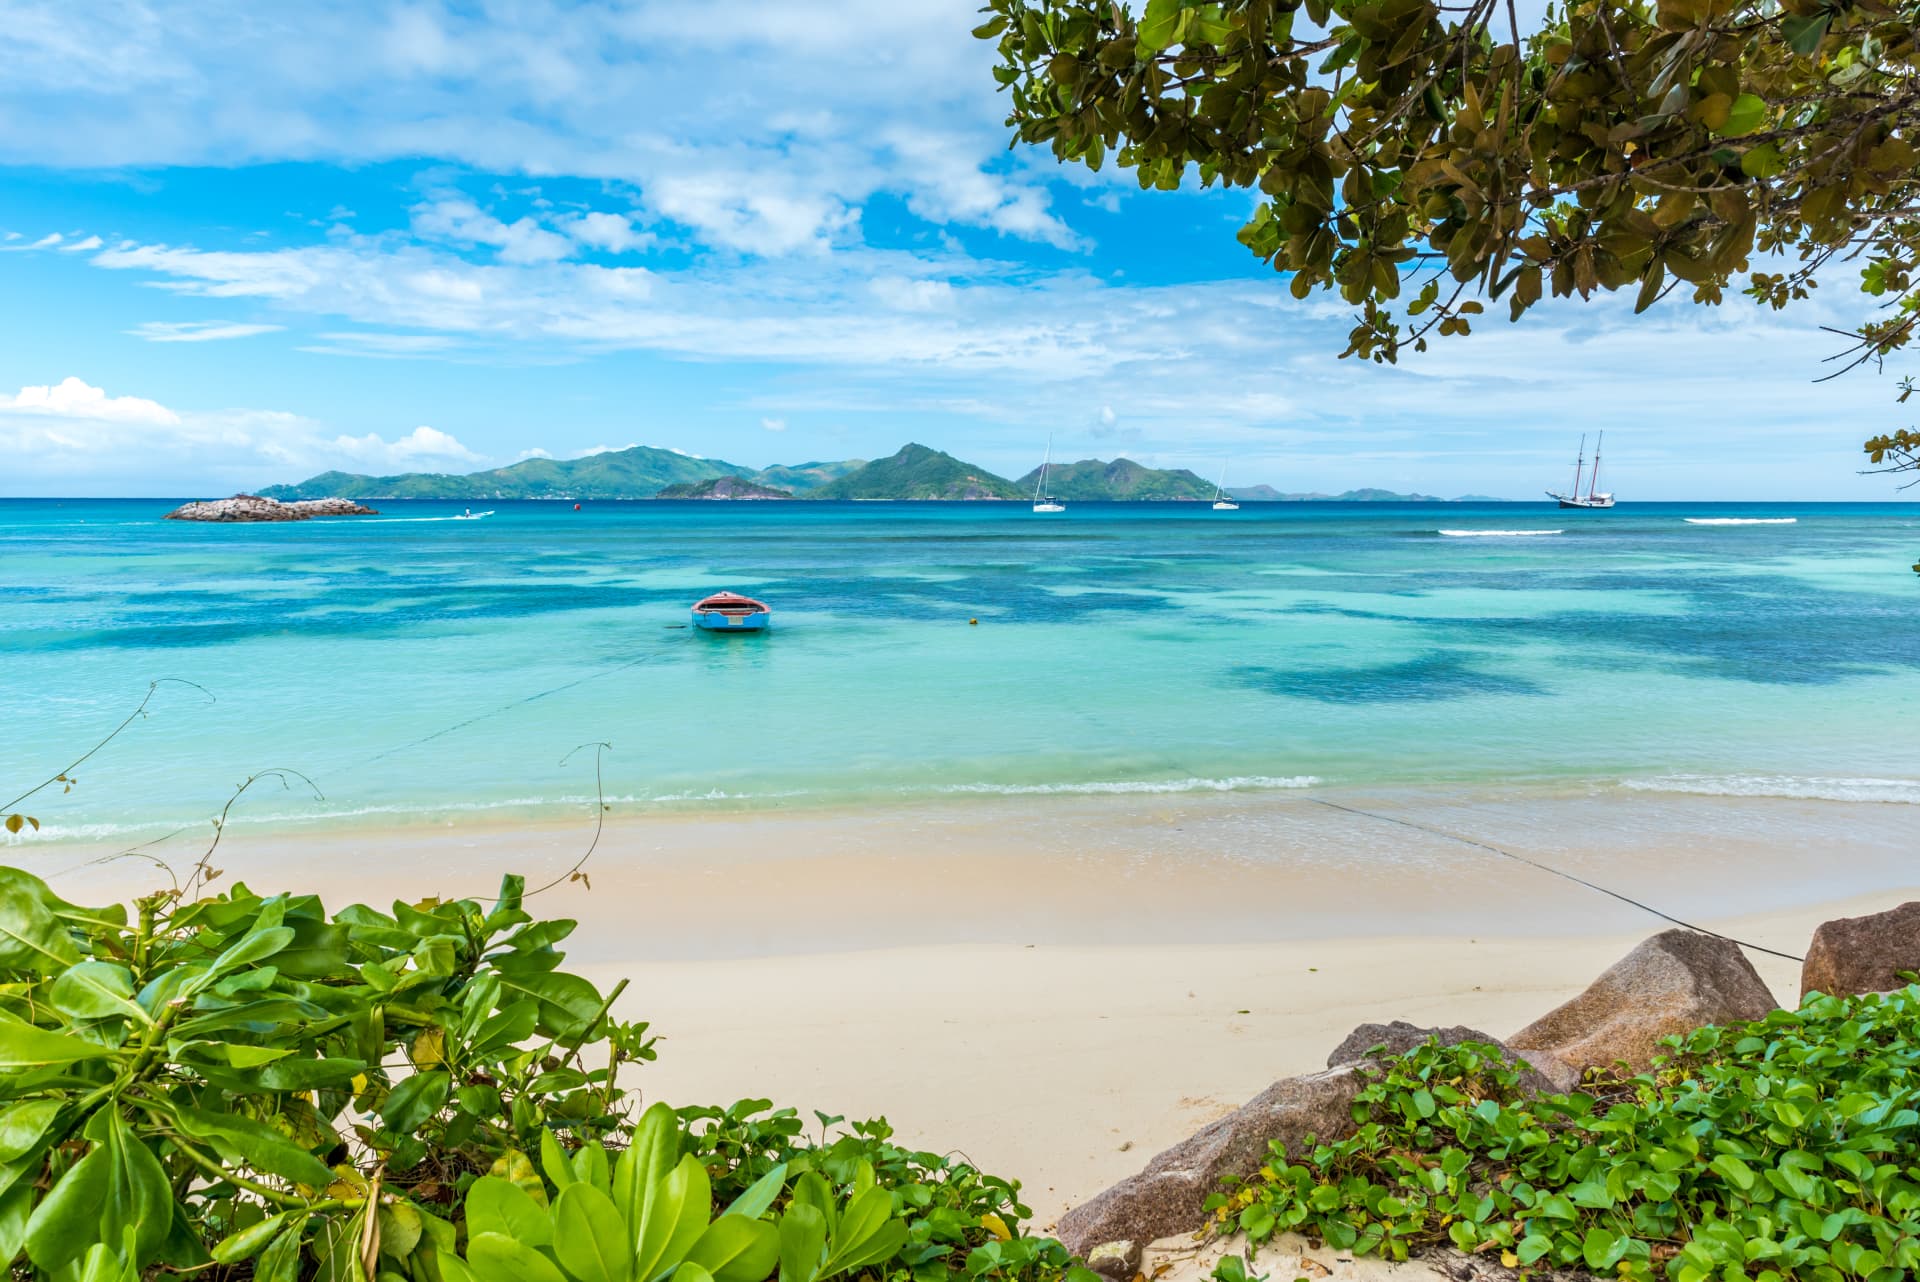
{"left": 1307, "top": 797, "right": 1806, "bottom": 964}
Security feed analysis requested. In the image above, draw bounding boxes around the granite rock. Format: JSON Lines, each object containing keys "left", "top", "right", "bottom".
{"left": 1801, "top": 901, "right": 1920, "bottom": 1000}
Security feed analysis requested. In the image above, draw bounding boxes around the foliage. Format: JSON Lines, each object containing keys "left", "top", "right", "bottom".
{"left": 978, "top": 0, "right": 1920, "bottom": 490}
{"left": 0, "top": 861, "right": 1088, "bottom": 1282}
{"left": 1012, "top": 457, "right": 1220, "bottom": 501}
{"left": 1207, "top": 987, "right": 1920, "bottom": 1281}
{"left": 0, "top": 863, "right": 653, "bottom": 1279}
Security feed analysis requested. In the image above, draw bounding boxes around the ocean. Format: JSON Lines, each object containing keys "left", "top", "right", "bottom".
{"left": 5, "top": 498, "right": 1919, "bottom": 845}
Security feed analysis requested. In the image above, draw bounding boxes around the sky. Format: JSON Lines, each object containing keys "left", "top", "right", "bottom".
{"left": 0, "top": 0, "right": 1906, "bottom": 500}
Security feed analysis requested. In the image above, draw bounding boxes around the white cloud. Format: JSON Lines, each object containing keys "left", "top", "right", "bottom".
{"left": 411, "top": 196, "right": 572, "bottom": 263}
{"left": 760, "top": 417, "right": 787, "bottom": 432}
{"left": 130, "top": 320, "right": 284, "bottom": 342}
{"left": 559, "top": 211, "right": 653, "bottom": 254}
{"left": 58, "top": 234, "right": 103, "bottom": 252}
{"left": 576, "top": 443, "right": 637, "bottom": 456}
{"left": 328, "top": 424, "right": 480, "bottom": 467}
{"left": 0, "top": 376, "right": 179, "bottom": 424}
{"left": 516, "top": 446, "right": 554, "bottom": 460}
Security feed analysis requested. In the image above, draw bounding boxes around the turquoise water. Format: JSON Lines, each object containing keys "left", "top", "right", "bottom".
{"left": 5, "top": 498, "right": 1919, "bottom": 843}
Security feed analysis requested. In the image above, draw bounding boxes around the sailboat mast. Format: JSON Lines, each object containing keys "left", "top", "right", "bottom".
{"left": 1571, "top": 434, "right": 1586, "bottom": 498}
{"left": 1588, "top": 432, "right": 1603, "bottom": 500}
{"left": 1214, "top": 462, "right": 1228, "bottom": 501}
{"left": 1034, "top": 436, "right": 1051, "bottom": 503}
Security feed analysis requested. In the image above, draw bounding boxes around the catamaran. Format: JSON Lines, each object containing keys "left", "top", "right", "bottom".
{"left": 1032, "top": 436, "right": 1064, "bottom": 513}
{"left": 1547, "top": 433, "right": 1615, "bottom": 509}
{"left": 1211, "top": 464, "right": 1239, "bottom": 511}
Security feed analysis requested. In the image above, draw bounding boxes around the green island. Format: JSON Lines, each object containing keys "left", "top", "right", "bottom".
{"left": 258, "top": 443, "right": 1503, "bottom": 504}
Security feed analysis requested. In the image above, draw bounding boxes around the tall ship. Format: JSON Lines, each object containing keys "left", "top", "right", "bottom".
{"left": 1547, "top": 433, "right": 1615, "bottom": 509}
{"left": 1032, "top": 435, "right": 1064, "bottom": 513}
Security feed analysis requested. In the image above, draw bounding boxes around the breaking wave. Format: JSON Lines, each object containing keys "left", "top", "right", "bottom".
{"left": 1437, "top": 529, "right": 1565, "bottom": 537}
{"left": 1622, "top": 774, "right": 1920, "bottom": 804}
{"left": 1683, "top": 517, "right": 1798, "bottom": 526}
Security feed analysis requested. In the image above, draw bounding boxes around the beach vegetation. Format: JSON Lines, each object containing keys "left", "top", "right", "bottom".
{"left": 0, "top": 863, "right": 1089, "bottom": 1282}
{"left": 1208, "top": 986, "right": 1920, "bottom": 1280}
{"left": 977, "top": 0, "right": 1920, "bottom": 495}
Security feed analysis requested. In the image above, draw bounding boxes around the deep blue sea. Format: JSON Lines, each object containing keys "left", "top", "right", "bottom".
{"left": 5, "top": 498, "right": 1919, "bottom": 843}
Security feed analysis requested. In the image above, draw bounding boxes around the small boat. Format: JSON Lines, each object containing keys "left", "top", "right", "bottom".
{"left": 454, "top": 509, "right": 495, "bottom": 520}
{"left": 691, "top": 591, "right": 771, "bottom": 631}
{"left": 1211, "top": 463, "right": 1239, "bottom": 511}
{"left": 1547, "top": 433, "right": 1615, "bottom": 509}
{"left": 1033, "top": 435, "right": 1064, "bottom": 513}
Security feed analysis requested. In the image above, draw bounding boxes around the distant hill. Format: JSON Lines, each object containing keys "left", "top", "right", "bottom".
{"left": 811, "top": 444, "right": 1023, "bottom": 500}
{"left": 749, "top": 460, "right": 865, "bottom": 493}
{"left": 1013, "top": 457, "right": 1215, "bottom": 501}
{"left": 1226, "top": 485, "right": 1506, "bottom": 502}
{"left": 260, "top": 445, "right": 739, "bottom": 501}
{"left": 656, "top": 475, "right": 792, "bottom": 500}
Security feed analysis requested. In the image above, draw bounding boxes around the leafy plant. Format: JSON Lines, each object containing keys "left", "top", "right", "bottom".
{"left": 0, "top": 863, "right": 652, "bottom": 1279}
{"left": 1208, "top": 987, "right": 1920, "bottom": 1281}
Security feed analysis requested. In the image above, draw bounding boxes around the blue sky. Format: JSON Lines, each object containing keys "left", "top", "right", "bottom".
{"left": 0, "top": 1, "right": 1903, "bottom": 499}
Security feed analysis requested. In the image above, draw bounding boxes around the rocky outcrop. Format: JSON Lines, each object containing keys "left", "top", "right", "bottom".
{"left": 1508, "top": 930, "right": 1777, "bottom": 1079}
{"left": 1057, "top": 1025, "right": 1554, "bottom": 1261}
{"left": 165, "top": 494, "right": 378, "bottom": 522}
{"left": 1801, "top": 901, "right": 1920, "bottom": 1000}
{"left": 1327, "top": 1020, "right": 1578, "bottom": 1093}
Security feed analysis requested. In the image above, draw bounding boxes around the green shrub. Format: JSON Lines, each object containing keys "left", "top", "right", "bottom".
{"left": 1209, "top": 988, "right": 1920, "bottom": 1281}
{"left": 0, "top": 864, "right": 1089, "bottom": 1282}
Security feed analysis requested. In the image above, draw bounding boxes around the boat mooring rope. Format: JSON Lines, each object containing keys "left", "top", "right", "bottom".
{"left": 1307, "top": 797, "right": 1806, "bottom": 964}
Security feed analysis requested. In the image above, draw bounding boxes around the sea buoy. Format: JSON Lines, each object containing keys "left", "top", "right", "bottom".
{"left": 573, "top": 503, "right": 582, "bottom": 511}
{"left": 969, "top": 618, "right": 978, "bottom": 625}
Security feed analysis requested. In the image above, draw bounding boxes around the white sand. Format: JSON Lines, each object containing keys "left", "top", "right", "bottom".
{"left": 30, "top": 789, "right": 1916, "bottom": 1262}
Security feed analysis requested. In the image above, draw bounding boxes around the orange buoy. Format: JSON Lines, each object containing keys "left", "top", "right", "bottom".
{"left": 573, "top": 503, "right": 581, "bottom": 511}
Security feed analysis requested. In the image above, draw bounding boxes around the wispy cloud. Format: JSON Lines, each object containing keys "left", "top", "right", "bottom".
{"left": 130, "top": 320, "right": 284, "bottom": 342}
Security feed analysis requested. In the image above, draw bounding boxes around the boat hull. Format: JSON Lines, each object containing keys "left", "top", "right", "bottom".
{"left": 1032, "top": 503, "right": 1064, "bottom": 513}
{"left": 1547, "top": 492, "right": 1615, "bottom": 509}
{"left": 693, "top": 610, "right": 770, "bottom": 631}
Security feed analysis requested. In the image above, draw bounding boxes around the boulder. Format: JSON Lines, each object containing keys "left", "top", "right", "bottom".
{"left": 164, "top": 494, "right": 377, "bottom": 522}
{"left": 1056, "top": 1064, "right": 1363, "bottom": 1261}
{"left": 1801, "top": 901, "right": 1920, "bottom": 1000}
{"left": 1327, "top": 1020, "right": 1580, "bottom": 1094}
{"left": 1057, "top": 1024, "right": 1557, "bottom": 1261}
{"left": 1508, "top": 929, "right": 1777, "bottom": 1079}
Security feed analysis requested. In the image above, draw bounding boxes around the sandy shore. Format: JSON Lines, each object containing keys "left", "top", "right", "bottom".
{"left": 25, "top": 788, "right": 1918, "bottom": 1231}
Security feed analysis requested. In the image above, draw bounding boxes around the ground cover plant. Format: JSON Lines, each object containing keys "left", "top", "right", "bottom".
{"left": 1209, "top": 987, "right": 1920, "bottom": 1281}
{"left": 0, "top": 862, "right": 1092, "bottom": 1282}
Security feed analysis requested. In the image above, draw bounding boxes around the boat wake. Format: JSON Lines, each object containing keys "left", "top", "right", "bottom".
{"left": 1623, "top": 774, "right": 1920, "bottom": 804}
{"left": 1437, "top": 529, "right": 1565, "bottom": 537}
{"left": 1683, "top": 517, "right": 1797, "bottom": 525}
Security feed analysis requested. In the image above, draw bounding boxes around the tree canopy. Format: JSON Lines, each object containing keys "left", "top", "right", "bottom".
{"left": 977, "top": 0, "right": 1920, "bottom": 477}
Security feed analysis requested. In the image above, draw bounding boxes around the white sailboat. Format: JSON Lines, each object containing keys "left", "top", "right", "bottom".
{"left": 1032, "top": 436, "right": 1064, "bottom": 513}
{"left": 1211, "top": 463, "right": 1239, "bottom": 511}
{"left": 1546, "top": 432, "right": 1616, "bottom": 509}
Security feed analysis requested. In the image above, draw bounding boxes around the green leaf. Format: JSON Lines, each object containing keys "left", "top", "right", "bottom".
{"left": 0, "top": 1181, "right": 32, "bottom": 1265}
{"left": 635, "top": 1154, "right": 711, "bottom": 1282}
{"left": 50, "top": 961, "right": 153, "bottom": 1026}
{"left": 0, "top": 1098, "right": 62, "bottom": 1162}
{"left": 1720, "top": 92, "right": 1766, "bottom": 136}
{"left": 467, "top": 1175, "right": 553, "bottom": 1248}
{"left": 822, "top": 1187, "right": 906, "bottom": 1277}
{"left": 467, "top": 1231, "right": 570, "bottom": 1282}
{"left": 1137, "top": 0, "right": 1182, "bottom": 54}
{"left": 722, "top": 1161, "right": 789, "bottom": 1221}
{"left": 497, "top": 969, "right": 607, "bottom": 1041}
{"left": 541, "top": 1130, "right": 578, "bottom": 1192}
{"left": 213, "top": 1211, "right": 297, "bottom": 1264}
{"left": 553, "top": 1182, "right": 635, "bottom": 1282}
{"left": 382, "top": 1070, "right": 451, "bottom": 1134}
{"left": 779, "top": 1203, "right": 828, "bottom": 1282}
{"left": 1582, "top": 1226, "right": 1624, "bottom": 1270}
{"left": 194, "top": 926, "right": 296, "bottom": 991}
{"left": 255, "top": 1055, "right": 367, "bottom": 1091}
{"left": 172, "top": 1105, "right": 335, "bottom": 1187}
{"left": 0, "top": 869, "right": 82, "bottom": 973}
{"left": 1782, "top": 12, "right": 1829, "bottom": 55}
{"left": 688, "top": 1214, "right": 781, "bottom": 1282}
{"left": 25, "top": 1110, "right": 172, "bottom": 1272}
{"left": 1710, "top": 1154, "right": 1757, "bottom": 1190}
{"left": 0, "top": 1011, "right": 120, "bottom": 1070}
{"left": 256, "top": 1223, "right": 304, "bottom": 1282}
{"left": 1740, "top": 143, "right": 1787, "bottom": 178}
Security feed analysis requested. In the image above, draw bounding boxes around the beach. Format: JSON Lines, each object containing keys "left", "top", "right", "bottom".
{"left": 35, "top": 787, "right": 1918, "bottom": 1224}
